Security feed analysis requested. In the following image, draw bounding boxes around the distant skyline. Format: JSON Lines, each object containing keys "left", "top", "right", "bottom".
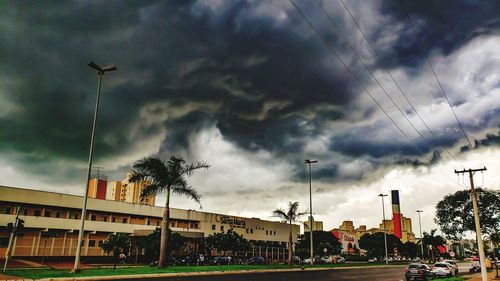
{"left": 0, "top": 0, "right": 499, "bottom": 237}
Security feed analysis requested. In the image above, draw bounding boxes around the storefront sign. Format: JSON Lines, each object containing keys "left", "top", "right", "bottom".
{"left": 216, "top": 215, "right": 246, "bottom": 228}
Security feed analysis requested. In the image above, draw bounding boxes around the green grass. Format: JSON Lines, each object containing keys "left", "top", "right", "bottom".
{"left": 5, "top": 263, "right": 402, "bottom": 279}
{"left": 435, "top": 277, "right": 467, "bottom": 281}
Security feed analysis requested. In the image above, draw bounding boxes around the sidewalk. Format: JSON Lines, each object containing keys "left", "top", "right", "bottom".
{"left": 467, "top": 271, "right": 500, "bottom": 280}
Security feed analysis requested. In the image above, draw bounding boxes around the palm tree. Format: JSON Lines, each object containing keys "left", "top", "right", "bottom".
{"left": 423, "top": 229, "right": 446, "bottom": 262}
{"left": 272, "top": 201, "right": 306, "bottom": 266}
{"left": 128, "top": 156, "right": 209, "bottom": 267}
{"left": 101, "top": 233, "right": 131, "bottom": 270}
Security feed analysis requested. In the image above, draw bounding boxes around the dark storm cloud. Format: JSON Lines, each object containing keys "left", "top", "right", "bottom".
{"left": 376, "top": 0, "right": 500, "bottom": 69}
{"left": 460, "top": 131, "right": 500, "bottom": 153}
{"left": 0, "top": 0, "right": 498, "bottom": 184}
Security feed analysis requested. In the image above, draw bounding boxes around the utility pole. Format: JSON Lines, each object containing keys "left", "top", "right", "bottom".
{"left": 416, "top": 210, "right": 424, "bottom": 259}
{"left": 3, "top": 206, "right": 21, "bottom": 272}
{"left": 455, "top": 167, "right": 487, "bottom": 281}
{"left": 304, "top": 159, "right": 318, "bottom": 266}
{"left": 378, "top": 194, "right": 388, "bottom": 265}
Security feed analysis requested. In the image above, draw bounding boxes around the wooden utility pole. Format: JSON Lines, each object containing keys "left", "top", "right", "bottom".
{"left": 454, "top": 167, "right": 487, "bottom": 281}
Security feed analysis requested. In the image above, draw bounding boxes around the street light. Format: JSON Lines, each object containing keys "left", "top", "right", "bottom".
{"left": 304, "top": 159, "right": 318, "bottom": 266}
{"left": 73, "top": 61, "right": 117, "bottom": 273}
{"left": 416, "top": 210, "right": 424, "bottom": 260}
{"left": 378, "top": 193, "right": 388, "bottom": 265}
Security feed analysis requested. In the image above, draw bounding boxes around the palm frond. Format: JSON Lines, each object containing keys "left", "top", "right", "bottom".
{"left": 140, "top": 183, "right": 164, "bottom": 199}
{"left": 172, "top": 184, "right": 202, "bottom": 206}
{"left": 129, "top": 157, "right": 168, "bottom": 185}
{"left": 182, "top": 161, "right": 210, "bottom": 177}
{"left": 272, "top": 209, "right": 289, "bottom": 221}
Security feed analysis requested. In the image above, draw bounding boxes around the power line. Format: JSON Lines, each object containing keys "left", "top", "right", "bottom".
{"left": 336, "top": 0, "right": 456, "bottom": 161}
{"left": 398, "top": 0, "right": 474, "bottom": 149}
{"left": 288, "top": 0, "right": 457, "bottom": 186}
{"left": 318, "top": 3, "right": 455, "bottom": 163}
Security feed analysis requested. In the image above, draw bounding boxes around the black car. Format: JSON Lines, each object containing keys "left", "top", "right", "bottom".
{"left": 247, "top": 256, "right": 266, "bottom": 265}
{"left": 404, "top": 263, "right": 433, "bottom": 281}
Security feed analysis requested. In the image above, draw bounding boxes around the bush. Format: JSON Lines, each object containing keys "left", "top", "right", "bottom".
{"left": 343, "top": 255, "right": 369, "bottom": 262}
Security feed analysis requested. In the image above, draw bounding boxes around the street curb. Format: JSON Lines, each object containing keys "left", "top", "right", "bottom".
{"left": 36, "top": 265, "right": 407, "bottom": 281}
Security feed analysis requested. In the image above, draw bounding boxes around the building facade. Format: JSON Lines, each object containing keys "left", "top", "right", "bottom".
{"left": 0, "top": 186, "right": 299, "bottom": 258}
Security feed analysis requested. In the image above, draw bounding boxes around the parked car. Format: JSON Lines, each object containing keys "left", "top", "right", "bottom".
{"left": 292, "top": 256, "right": 301, "bottom": 265}
{"left": 211, "top": 256, "right": 231, "bottom": 265}
{"left": 404, "top": 263, "right": 433, "bottom": 281}
{"left": 319, "top": 256, "right": 333, "bottom": 264}
{"left": 368, "top": 257, "right": 378, "bottom": 263}
{"left": 443, "top": 259, "right": 459, "bottom": 274}
{"left": 432, "top": 262, "right": 456, "bottom": 277}
{"left": 302, "top": 257, "right": 312, "bottom": 264}
{"left": 335, "top": 256, "right": 346, "bottom": 263}
{"left": 185, "top": 254, "right": 205, "bottom": 265}
{"left": 247, "top": 256, "right": 266, "bottom": 265}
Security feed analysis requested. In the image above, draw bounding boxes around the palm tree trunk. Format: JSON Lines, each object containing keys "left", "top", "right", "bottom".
{"left": 158, "top": 189, "right": 171, "bottom": 267}
{"left": 288, "top": 221, "right": 292, "bottom": 266}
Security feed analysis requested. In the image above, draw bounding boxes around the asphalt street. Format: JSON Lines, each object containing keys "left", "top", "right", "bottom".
{"left": 121, "top": 267, "right": 408, "bottom": 281}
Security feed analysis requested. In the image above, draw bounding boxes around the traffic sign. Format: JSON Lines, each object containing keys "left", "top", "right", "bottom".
{"left": 450, "top": 252, "right": 455, "bottom": 257}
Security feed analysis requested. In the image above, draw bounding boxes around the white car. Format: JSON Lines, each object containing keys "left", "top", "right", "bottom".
{"left": 443, "top": 259, "right": 459, "bottom": 274}
{"left": 368, "top": 257, "right": 378, "bottom": 263}
{"left": 432, "top": 262, "right": 456, "bottom": 277}
{"left": 336, "top": 256, "right": 346, "bottom": 263}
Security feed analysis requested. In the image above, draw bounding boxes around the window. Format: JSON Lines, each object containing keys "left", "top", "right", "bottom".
{"left": 98, "top": 240, "right": 104, "bottom": 247}
{"left": 34, "top": 210, "right": 41, "bottom": 216}
{"left": 274, "top": 231, "right": 276, "bottom": 235}
{"left": 250, "top": 229, "right": 253, "bottom": 234}
{"left": 246, "top": 228, "right": 249, "bottom": 233}
{"left": 4, "top": 208, "right": 11, "bottom": 214}
{"left": 212, "top": 224, "right": 216, "bottom": 230}
{"left": 266, "top": 230, "right": 268, "bottom": 235}
{"left": 56, "top": 212, "right": 61, "bottom": 218}
{"left": 103, "top": 216, "right": 107, "bottom": 222}
{"left": 91, "top": 215, "right": 96, "bottom": 221}
{"left": 44, "top": 211, "right": 51, "bottom": 217}
{"left": 156, "top": 221, "right": 160, "bottom": 226}
{"left": 147, "top": 220, "right": 151, "bottom": 225}
{"left": 88, "top": 240, "right": 96, "bottom": 247}
{"left": 122, "top": 218, "right": 127, "bottom": 224}
{"left": 23, "top": 209, "right": 28, "bottom": 216}
{"left": 0, "top": 237, "right": 9, "bottom": 247}
{"left": 112, "top": 217, "right": 116, "bottom": 223}
{"left": 220, "top": 226, "right": 224, "bottom": 232}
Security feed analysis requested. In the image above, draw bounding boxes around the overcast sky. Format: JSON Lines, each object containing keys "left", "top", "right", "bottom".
{"left": 1, "top": 0, "right": 499, "bottom": 237}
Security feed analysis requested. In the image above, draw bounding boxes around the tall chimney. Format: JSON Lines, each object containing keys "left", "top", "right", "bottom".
{"left": 391, "top": 190, "right": 402, "bottom": 239}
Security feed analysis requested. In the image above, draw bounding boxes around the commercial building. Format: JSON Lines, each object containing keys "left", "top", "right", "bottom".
{"left": 0, "top": 186, "right": 299, "bottom": 259}
{"left": 303, "top": 216, "right": 324, "bottom": 232}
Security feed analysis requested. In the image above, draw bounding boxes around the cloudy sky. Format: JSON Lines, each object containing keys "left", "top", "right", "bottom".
{"left": 1, "top": 0, "right": 499, "bottom": 237}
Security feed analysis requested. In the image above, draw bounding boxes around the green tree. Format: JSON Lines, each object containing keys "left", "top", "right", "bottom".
{"left": 100, "top": 233, "right": 131, "bottom": 270}
{"left": 435, "top": 188, "right": 500, "bottom": 238}
{"left": 400, "top": 241, "right": 419, "bottom": 258}
{"left": 140, "top": 228, "right": 188, "bottom": 262}
{"left": 295, "top": 231, "right": 342, "bottom": 258}
{"left": 422, "top": 229, "right": 446, "bottom": 262}
{"left": 129, "top": 156, "right": 209, "bottom": 267}
{"left": 272, "top": 201, "right": 306, "bottom": 266}
{"left": 358, "top": 232, "right": 402, "bottom": 258}
{"left": 205, "top": 229, "right": 250, "bottom": 256}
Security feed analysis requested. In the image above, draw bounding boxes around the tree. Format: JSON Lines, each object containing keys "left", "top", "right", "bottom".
{"left": 140, "top": 228, "right": 188, "bottom": 263}
{"left": 358, "top": 232, "right": 402, "bottom": 258}
{"left": 422, "top": 229, "right": 446, "bottom": 262}
{"left": 100, "top": 233, "right": 131, "bottom": 270}
{"left": 272, "top": 201, "right": 306, "bottom": 266}
{"left": 205, "top": 229, "right": 250, "bottom": 256}
{"left": 435, "top": 188, "right": 500, "bottom": 238}
{"left": 295, "top": 231, "right": 342, "bottom": 258}
{"left": 129, "top": 156, "right": 209, "bottom": 267}
{"left": 400, "top": 242, "right": 419, "bottom": 258}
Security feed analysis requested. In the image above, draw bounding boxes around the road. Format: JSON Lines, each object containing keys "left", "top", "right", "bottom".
{"left": 122, "top": 267, "right": 408, "bottom": 281}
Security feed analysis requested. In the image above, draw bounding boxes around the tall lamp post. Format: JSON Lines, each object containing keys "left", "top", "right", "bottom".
{"left": 304, "top": 159, "right": 318, "bottom": 266}
{"left": 378, "top": 193, "right": 388, "bottom": 265}
{"left": 73, "top": 61, "right": 117, "bottom": 273}
{"left": 416, "top": 210, "right": 424, "bottom": 259}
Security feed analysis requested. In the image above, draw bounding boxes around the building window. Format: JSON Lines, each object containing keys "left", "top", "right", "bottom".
{"left": 103, "top": 216, "right": 107, "bottom": 222}
{"left": 23, "top": 209, "right": 28, "bottom": 216}
{"left": 4, "top": 208, "right": 11, "bottom": 214}
{"left": 147, "top": 220, "right": 151, "bottom": 225}
{"left": 274, "top": 231, "right": 276, "bottom": 235}
{"left": 246, "top": 228, "right": 249, "bottom": 234}
{"left": 88, "top": 240, "right": 96, "bottom": 247}
{"left": 44, "top": 211, "right": 51, "bottom": 217}
{"left": 250, "top": 229, "right": 253, "bottom": 234}
{"left": 266, "top": 230, "right": 268, "bottom": 235}
{"left": 112, "top": 217, "right": 116, "bottom": 223}
{"left": 220, "top": 226, "right": 224, "bottom": 232}
{"left": 122, "top": 218, "right": 127, "bottom": 224}
{"left": 56, "top": 212, "right": 61, "bottom": 218}
{"left": 156, "top": 221, "right": 160, "bottom": 226}
{"left": 98, "top": 240, "right": 103, "bottom": 247}
{"left": 212, "top": 224, "right": 216, "bottom": 230}
{"left": 0, "top": 237, "right": 9, "bottom": 247}
{"left": 91, "top": 215, "right": 96, "bottom": 221}
{"left": 34, "top": 210, "right": 41, "bottom": 216}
